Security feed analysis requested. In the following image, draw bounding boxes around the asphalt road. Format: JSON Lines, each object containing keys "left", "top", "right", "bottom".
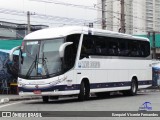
{"left": 0, "top": 92, "right": 160, "bottom": 120}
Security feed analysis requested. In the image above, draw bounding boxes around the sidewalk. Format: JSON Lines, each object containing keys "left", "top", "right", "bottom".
{"left": 0, "top": 95, "right": 41, "bottom": 104}
{"left": 138, "top": 86, "right": 160, "bottom": 93}
{"left": 138, "top": 88, "right": 160, "bottom": 93}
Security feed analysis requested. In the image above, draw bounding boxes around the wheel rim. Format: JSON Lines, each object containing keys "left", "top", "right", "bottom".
{"left": 83, "top": 86, "right": 86, "bottom": 96}
{"left": 132, "top": 82, "right": 136, "bottom": 93}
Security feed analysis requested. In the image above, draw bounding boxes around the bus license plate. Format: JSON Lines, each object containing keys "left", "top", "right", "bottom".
{"left": 33, "top": 90, "right": 41, "bottom": 94}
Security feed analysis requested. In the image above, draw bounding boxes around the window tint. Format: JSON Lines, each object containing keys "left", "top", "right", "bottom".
{"left": 139, "top": 41, "right": 150, "bottom": 57}
{"left": 128, "top": 41, "right": 140, "bottom": 57}
{"left": 94, "top": 36, "right": 107, "bottom": 56}
{"left": 80, "top": 34, "right": 150, "bottom": 58}
{"left": 108, "top": 39, "right": 119, "bottom": 56}
{"left": 118, "top": 40, "right": 129, "bottom": 56}
{"left": 64, "top": 34, "right": 80, "bottom": 71}
{"left": 128, "top": 40, "right": 150, "bottom": 57}
{"left": 80, "top": 35, "right": 95, "bottom": 59}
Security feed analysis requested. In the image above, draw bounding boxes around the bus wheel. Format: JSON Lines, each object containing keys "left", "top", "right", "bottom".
{"left": 78, "top": 81, "right": 90, "bottom": 101}
{"left": 42, "top": 96, "right": 49, "bottom": 103}
{"left": 123, "top": 79, "right": 138, "bottom": 96}
{"left": 130, "top": 79, "right": 138, "bottom": 95}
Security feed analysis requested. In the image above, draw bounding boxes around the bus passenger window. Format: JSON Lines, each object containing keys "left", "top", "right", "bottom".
{"left": 118, "top": 40, "right": 128, "bottom": 56}
{"left": 128, "top": 41, "right": 141, "bottom": 57}
{"left": 80, "top": 35, "right": 95, "bottom": 59}
{"left": 64, "top": 34, "right": 80, "bottom": 71}
{"left": 138, "top": 41, "right": 150, "bottom": 57}
{"left": 108, "top": 41, "right": 119, "bottom": 56}
{"left": 94, "top": 36, "right": 107, "bottom": 56}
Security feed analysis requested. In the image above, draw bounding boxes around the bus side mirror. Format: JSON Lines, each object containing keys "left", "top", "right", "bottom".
{"left": 9, "top": 46, "right": 21, "bottom": 61}
{"left": 59, "top": 42, "right": 73, "bottom": 58}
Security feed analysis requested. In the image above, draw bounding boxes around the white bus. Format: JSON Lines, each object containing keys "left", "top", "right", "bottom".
{"left": 10, "top": 26, "right": 152, "bottom": 102}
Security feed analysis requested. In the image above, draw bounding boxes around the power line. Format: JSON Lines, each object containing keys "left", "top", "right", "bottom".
{"left": 30, "top": 0, "right": 160, "bottom": 25}
{"left": 0, "top": 15, "right": 150, "bottom": 34}
{"left": 30, "top": 0, "right": 95, "bottom": 10}
{"left": 0, "top": 17, "right": 85, "bottom": 27}
{"left": 0, "top": 8, "right": 96, "bottom": 26}
{"left": 0, "top": 1, "right": 159, "bottom": 33}
{"left": 27, "top": 0, "right": 159, "bottom": 28}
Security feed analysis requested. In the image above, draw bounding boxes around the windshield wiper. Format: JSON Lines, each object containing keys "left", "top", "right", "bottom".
{"left": 25, "top": 53, "right": 50, "bottom": 78}
{"left": 20, "top": 49, "right": 24, "bottom": 64}
{"left": 25, "top": 55, "right": 37, "bottom": 78}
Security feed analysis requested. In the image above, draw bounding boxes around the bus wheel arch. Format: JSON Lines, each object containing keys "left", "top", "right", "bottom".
{"left": 78, "top": 78, "right": 90, "bottom": 101}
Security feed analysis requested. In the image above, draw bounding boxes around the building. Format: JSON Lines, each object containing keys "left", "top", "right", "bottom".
{"left": 97, "top": 0, "right": 160, "bottom": 35}
{"left": 0, "top": 21, "right": 48, "bottom": 50}
{"left": 0, "top": 21, "right": 48, "bottom": 40}
{"left": 146, "top": 0, "right": 160, "bottom": 32}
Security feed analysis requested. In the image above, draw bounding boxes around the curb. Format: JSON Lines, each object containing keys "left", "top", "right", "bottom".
{"left": 138, "top": 89, "right": 160, "bottom": 93}
{"left": 0, "top": 97, "right": 41, "bottom": 104}
{"left": 9, "top": 97, "right": 42, "bottom": 101}
{"left": 0, "top": 98, "right": 9, "bottom": 104}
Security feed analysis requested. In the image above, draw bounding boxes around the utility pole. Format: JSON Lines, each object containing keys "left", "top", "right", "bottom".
{"left": 148, "top": 31, "right": 157, "bottom": 59}
{"left": 27, "top": 11, "right": 31, "bottom": 34}
{"left": 120, "top": 0, "right": 125, "bottom": 33}
{"left": 153, "top": 31, "right": 156, "bottom": 59}
{"left": 102, "top": 0, "right": 106, "bottom": 29}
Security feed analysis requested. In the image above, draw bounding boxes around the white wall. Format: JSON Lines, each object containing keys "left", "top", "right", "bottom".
{"left": 97, "top": 0, "right": 160, "bottom": 35}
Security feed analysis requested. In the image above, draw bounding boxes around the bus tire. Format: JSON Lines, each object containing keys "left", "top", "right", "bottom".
{"left": 42, "top": 96, "right": 49, "bottom": 103}
{"left": 130, "top": 79, "right": 138, "bottom": 96}
{"left": 78, "top": 80, "right": 90, "bottom": 101}
{"left": 123, "top": 79, "right": 138, "bottom": 96}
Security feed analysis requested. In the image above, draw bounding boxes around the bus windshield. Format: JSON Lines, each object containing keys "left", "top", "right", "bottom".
{"left": 19, "top": 38, "right": 64, "bottom": 79}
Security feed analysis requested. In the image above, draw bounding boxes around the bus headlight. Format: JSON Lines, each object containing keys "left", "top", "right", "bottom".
{"left": 18, "top": 82, "right": 26, "bottom": 87}
{"left": 66, "top": 80, "right": 72, "bottom": 86}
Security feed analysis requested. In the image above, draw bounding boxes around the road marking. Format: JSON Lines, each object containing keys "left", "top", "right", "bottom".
{"left": 0, "top": 100, "right": 39, "bottom": 109}
{"left": 0, "top": 101, "right": 23, "bottom": 109}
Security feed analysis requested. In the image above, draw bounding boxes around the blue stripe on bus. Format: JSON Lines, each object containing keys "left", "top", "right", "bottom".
{"left": 18, "top": 80, "right": 152, "bottom": 92}
{"left": 19, "top": 85, "right": 79, "bottom": 92}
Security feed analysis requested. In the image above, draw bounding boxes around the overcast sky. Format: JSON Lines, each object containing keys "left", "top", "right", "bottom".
{"left": 0, "top": 0, "right": 97, "bottom": 27}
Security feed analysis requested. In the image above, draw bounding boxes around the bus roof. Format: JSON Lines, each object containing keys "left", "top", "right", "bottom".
{"left": 24, "top": 26, "right": 149, "bottom": 42}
